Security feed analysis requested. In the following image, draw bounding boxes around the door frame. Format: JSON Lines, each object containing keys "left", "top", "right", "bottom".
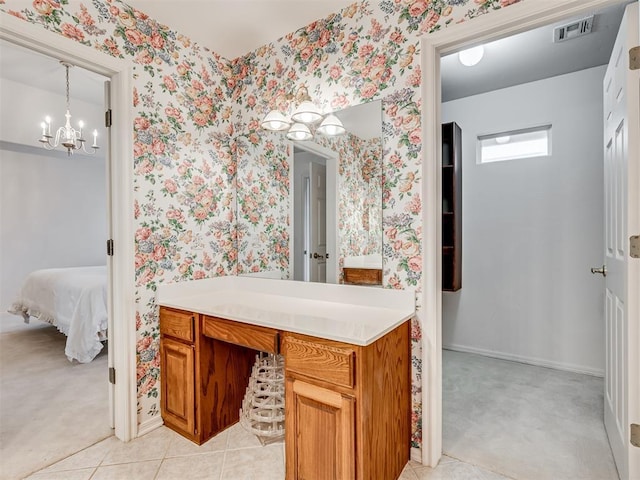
{"left": 289, "top": 141, "right": 339, "bottom": 283}
{"left": 0, "top": 14, "right": 137, "bottom": 441}
{"left": 420, "top": 0, "right": 635, "bottom": 467}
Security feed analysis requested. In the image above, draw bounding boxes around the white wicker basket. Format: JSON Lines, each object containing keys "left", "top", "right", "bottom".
{"left": 239, "top": 353, "right": 285, "bottom": 445}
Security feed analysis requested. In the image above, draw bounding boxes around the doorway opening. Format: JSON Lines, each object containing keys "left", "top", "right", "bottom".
{"left": 0, "top": 9, "right": 137, "bottom": 460}
{"left": 438, "top": 4, "right": 629, "bottom": 479}
{"left": 0, "top": 38, "right": 114, "bottom": 479}
{"left": 293, "top": 147, "right": 327, "bottom": 282}
{"left": 290, "top": 142, "right": 339, "bottom": 284}
{"left": 421, "top": 0, "right": 639, "bottom": 476}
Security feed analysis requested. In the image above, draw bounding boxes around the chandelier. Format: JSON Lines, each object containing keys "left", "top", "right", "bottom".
{"left": 260, "top": 85, "right": 345, "bottom": 141}
{"left": 38, "top": 62, "right": 99, "bottom": 156}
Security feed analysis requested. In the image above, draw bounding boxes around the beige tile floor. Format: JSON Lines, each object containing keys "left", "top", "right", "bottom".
{"left": 25, "top": 423, "right": 511, "bottom": 480}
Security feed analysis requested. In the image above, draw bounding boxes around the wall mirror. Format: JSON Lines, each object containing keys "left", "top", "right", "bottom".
{"left": 236, "top": 100, "right": 383, "bottom": 284}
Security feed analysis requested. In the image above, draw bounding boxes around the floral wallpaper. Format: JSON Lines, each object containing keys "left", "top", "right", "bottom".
{"left": 235, "top": 130, "right": 291, "bottom": 277}
{"left": 1, "top": 0, "right": 523, "bottom": 449}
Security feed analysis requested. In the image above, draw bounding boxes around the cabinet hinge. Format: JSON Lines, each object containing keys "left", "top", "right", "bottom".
{"left": 107, "top": 239, "right": 114, "bottom": 256}
{"left": 105, "top": 109, "right": 113, "bottom": 128}
{"left": 630, "top": 46, "right": 640, "bottom": 71}
{"left": 109, "top": 367, "right": 116, "bottom": 384}
{"left": 631, "top": 424, "right": 640, "bottom": 448}
{"left": 630, "top": 235, "right": 640, "bottom": 259}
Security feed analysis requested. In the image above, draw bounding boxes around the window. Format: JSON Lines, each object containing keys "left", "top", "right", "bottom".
{"left": 477, "top": 125, "right": 552, "bottom": 164}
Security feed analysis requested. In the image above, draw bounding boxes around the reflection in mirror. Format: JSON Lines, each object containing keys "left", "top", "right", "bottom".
{"left": 236, "top": 100, "right": 382, "bottom": 285}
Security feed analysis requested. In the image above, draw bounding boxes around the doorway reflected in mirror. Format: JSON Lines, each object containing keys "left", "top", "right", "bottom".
{"left": 236, "top": 100, "right": 382, "bottom": 284}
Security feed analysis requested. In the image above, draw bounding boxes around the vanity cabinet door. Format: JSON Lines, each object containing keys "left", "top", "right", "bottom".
{"left": 285, "top": 377, "right": 355, "bottom": 480}
{"left": 160, "top": 336, "right": 195, "bottom": 438}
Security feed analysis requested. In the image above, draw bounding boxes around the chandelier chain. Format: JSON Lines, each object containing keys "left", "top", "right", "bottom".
{"left": 65, "top": 64, "right": 70, "bottom": 111}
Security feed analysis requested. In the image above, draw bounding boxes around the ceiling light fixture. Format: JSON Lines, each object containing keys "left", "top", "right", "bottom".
{"left": 38, "top": 62, "right": 99, "bottom": 156}
{"left": 458, "top": 45, "right": 484, "bottom": 67}
{"left": 261, "top": 85, "right": 345, "bottom": 141}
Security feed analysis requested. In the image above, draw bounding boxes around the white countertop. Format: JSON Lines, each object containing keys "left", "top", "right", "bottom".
{"left": 343, "top": 255, "right": 383, "bottom": 269}
{"left": 157, "top": 276, "right": 415, "bottom": 346}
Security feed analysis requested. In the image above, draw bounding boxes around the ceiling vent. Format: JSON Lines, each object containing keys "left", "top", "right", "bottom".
{"left": 553, "top": 15, "right": 595, "bottom": 43}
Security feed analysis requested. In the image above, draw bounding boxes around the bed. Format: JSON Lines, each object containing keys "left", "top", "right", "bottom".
{"left": 8, "top": 266, "right": 108, "bottom": 363}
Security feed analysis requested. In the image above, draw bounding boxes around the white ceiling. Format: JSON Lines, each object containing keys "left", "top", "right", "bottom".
{"left": 125, "top": 0, "right": 356, "bottom": 60}
{"left": 0, "top": 39, "right": 107, "bottom": 105}
{"left": 441, "top": 1, "right": 631, "bottom": 102}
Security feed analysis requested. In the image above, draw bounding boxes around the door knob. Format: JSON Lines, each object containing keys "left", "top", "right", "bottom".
{"left": 590, "top": 265, "right": 607, "bottom": 277}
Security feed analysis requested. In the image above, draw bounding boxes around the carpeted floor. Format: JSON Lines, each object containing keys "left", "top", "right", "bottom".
{"left": 0, "top": 313, "right": 113, "bottom": 480}
{"left": 443, "top": 349, "right": 619, "bottom": 480}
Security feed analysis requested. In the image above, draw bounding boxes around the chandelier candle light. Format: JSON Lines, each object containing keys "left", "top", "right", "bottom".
{"left": 261, "top": 85, "right": 346, "bottom": 141}
{"left": 39, "top": 62, "right": 99, "bottom": 156}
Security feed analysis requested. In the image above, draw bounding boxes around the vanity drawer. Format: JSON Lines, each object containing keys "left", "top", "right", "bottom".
{"left": 202, "top": 316, "right": 279, "bottom": 354}
{"left": 160, "top": 307, "right": 195, "bottom": 342}
{"left": 283, "top": 335, "right": 355, "bottom": 389}
{"left": 343, "top": 267, "right": 382, "bottom": 286}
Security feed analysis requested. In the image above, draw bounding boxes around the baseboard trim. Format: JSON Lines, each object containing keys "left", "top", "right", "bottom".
{"left": 411, "top": 447, "right": 422, "bottom": 464}
{"left": 443, "top": 343, "right": 604, "bottom": 377}
{"left": 136, "top": 415, "right": 163, "bottom": 438}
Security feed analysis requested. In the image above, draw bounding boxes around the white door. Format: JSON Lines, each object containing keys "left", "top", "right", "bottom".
{"left": 309, "top": 162, "right": 327, "bottom": 283}
{"left": 602, "top": 3, "right": 640, "bottom": 478}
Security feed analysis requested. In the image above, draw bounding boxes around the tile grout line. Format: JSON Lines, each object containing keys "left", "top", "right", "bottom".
{"left": 440, "top": 452, "right": 519, "bottom": 480}
{"left": 152, "top": 430, "right": 176, "bottom": 479}
{"left": 22, "top": 434, "right": 115, "bottom": 478}
{"left": 218, "top": 426, "right": 233, "bottom": 479}
{"left": 152, "top": 458, "right": 163, "bottom": 480}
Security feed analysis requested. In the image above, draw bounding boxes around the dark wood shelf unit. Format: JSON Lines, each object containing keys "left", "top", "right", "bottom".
{"left": 442, "top": 122, "right": 462, "bottom": 292}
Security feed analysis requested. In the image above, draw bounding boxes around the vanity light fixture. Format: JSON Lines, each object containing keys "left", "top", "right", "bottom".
{"left": 38, "top": 61, "right": 99, "bottom": 156}
{"left": 286, "top": 123, "right": 313, "bottom": 141}
{"left": 261, "top": 85, "right": 345, "bottom": 141}
{"left": 260, "top": 110, "right": 291, "bottom": 131}
{"left": 317, "top": 114, "right": 346, "bottom": 136}
{"left": 458, "top": 45, "right": 484, "bottom": 67}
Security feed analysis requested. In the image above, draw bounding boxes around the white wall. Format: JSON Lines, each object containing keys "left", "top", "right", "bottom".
{"left": 441, "top": 65, "right": 606, "bottom": 376}
{"left": 0, "top": 78, "right": 106, "bottom": 310}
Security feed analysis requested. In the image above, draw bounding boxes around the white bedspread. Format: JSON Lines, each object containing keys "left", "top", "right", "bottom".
{"left": 8, "top": 266, "right": 108, "bottom": 363}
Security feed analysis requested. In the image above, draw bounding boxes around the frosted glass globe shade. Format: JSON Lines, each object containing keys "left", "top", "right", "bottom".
{"left": 317, "top": 114, "right": 346, "bottom": 136}
{"left": 291, "top": 101, "right": 323, "bottom": 124}
{"left": 458, "top": 46, "right": 484, "bottom": 67}
{"left": 286, "top": 123, "right": 313, "bottom": 141}
{"left": 261, "top": 110, "right": 291, "bottom": 131}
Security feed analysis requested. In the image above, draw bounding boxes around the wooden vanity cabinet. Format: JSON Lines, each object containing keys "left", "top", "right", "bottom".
{"left": 160, "top": 305, "right": 411, "bottom": 479}
{"left": 159, "top": 307, "right": 258, "bottom": 444}
{"left": 160, "top": 337, "right": 196, "bottom": 436}
{"left": 160, "top": 307, "right": 198, "bottom": 441}
{"left": 286, "top": 377, "right": 356, "bottom": 480}
{"left": 282, "top": 321, "right": 410, "bottom": 480}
